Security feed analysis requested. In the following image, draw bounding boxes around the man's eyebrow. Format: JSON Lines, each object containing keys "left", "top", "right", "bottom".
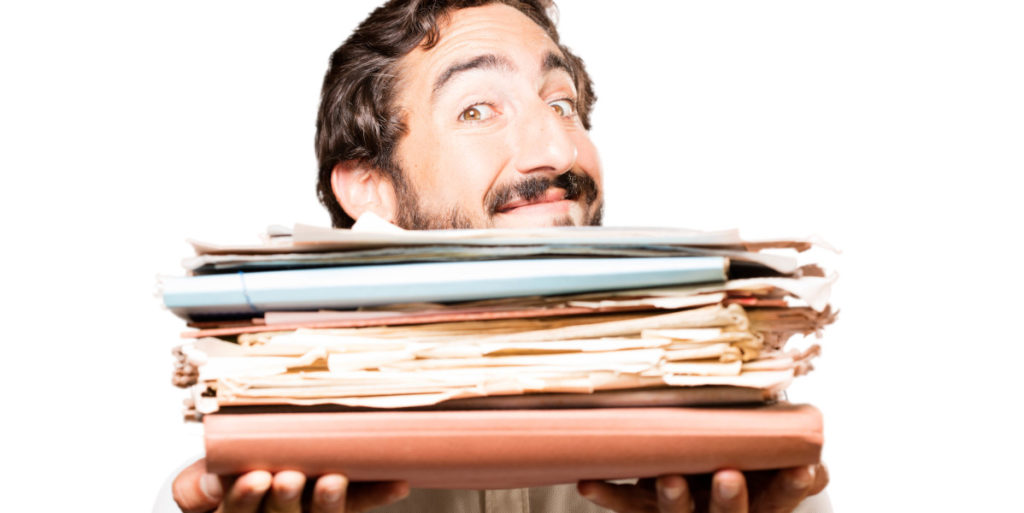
{"left": 432, "top": 54, "right": 516, "bottom": 98}
{"left": 542, "top": 51, "right": 572, "bottom": 77}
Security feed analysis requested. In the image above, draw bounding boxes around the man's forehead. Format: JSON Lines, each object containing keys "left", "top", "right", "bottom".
{"left": 431, "top": 51, "right": 573, "bottom": 100}
{"left": 397, "top": 4, "right": 566, "bottom": 98}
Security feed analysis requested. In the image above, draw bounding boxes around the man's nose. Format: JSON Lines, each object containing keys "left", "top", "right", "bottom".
{"left": 511, "top": 101, "right": 577, "bottom": 176}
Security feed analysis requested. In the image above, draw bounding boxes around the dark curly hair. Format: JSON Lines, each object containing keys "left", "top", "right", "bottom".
{"left": 314, "top": 0, "right": 596, "bottom": 228}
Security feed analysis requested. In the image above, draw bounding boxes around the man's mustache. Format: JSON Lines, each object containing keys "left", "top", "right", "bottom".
{"left": 486, "top": 170, "right": 599, "bottom": 215}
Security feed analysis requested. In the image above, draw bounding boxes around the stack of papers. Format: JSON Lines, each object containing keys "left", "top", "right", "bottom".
{"left": 165, "top": 221, "right": 836, "bottom": 416}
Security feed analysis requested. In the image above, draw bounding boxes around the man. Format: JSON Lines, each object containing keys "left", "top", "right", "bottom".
{"left": 170, "top": 1, "right": 829, "bottom": 511}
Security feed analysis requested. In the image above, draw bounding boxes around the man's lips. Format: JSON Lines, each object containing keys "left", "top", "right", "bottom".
{"left": 496, "top": 188, "right": 568, "bottom": 213}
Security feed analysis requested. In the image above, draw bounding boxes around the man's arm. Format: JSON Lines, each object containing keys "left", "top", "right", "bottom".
{"left": 578, "top": 465, "right": 828, "bottom": 513}
{"left": 172, "top": 458, "right": 409, "bottom": 513}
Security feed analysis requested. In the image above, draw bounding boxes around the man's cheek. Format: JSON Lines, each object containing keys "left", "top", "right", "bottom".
{"left": 442, "top": 142, "right": 507, "bottom": 199}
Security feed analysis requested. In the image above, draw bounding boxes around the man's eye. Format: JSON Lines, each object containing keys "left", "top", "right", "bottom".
{"left": 549, "top": 99, "right": 576, "bottom": 117}
{"left": 458, "top": 103, "right": 496, "bottom": 122}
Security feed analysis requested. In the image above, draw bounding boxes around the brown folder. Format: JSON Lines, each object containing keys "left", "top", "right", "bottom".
{"left": 204, "top": 403, "right": 822, "bottom": 489}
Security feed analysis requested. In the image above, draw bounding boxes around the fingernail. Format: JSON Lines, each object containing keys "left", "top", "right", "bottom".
{"left": 199, "top": 473, "right": 222, "bottom": 501}
{"left": 660, "top": 476, "right": 683, "bottom": 501}
{"left": 241, "top": 473, "right": 272, "bottom": 504}
{"left": 317, "top": 474, "right": 347, "bottom": 504}
{"left": 578, "top": 482, "right": 596, "bottom": 499}
{"left": 717, "top": 478, "right": 740, "bottom": 500}
{"left": 323, "top": 486, "right": 343, "bottom": 504}
{"left": 789, "top": 465, "right": 815, "bottom": 491}
{"left": 278, "top": 485, "right": 300, "bottom": 502}
{"left": 390, "top": 487, "right": 410, "bottom": 502}
{"left": 663, "top": 483, "right": 683, "bottom": 501}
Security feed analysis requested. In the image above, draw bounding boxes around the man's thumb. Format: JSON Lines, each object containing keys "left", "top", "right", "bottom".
{"left": 171, "top": 458, "right": 223, "bottom": 513}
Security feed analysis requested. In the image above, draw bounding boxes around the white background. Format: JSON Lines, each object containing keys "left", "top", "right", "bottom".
{"left": 2, "top": 1, "right": 1022, "bottom": 510}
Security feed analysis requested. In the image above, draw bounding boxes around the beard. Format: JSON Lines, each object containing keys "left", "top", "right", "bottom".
{"left": 390, "top": 169, "right": 603, "bottom": 230}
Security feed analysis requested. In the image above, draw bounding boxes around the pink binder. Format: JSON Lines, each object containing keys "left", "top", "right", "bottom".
{"left": 204, "top": 404, "right": 823, "bottom": 489}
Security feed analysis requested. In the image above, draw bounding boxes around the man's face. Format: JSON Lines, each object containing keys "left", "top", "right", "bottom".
{"left": 389, "top": 3, "right": 603, "bottom": 229}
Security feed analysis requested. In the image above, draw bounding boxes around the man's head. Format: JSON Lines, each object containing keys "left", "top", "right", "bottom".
{"left": 315, "top": 0, "right": 602, "bottom": 229}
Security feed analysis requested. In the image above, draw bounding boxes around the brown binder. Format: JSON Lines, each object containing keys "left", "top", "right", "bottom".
{"left": 204, "top": 403, "right": 822, "bottom": 489}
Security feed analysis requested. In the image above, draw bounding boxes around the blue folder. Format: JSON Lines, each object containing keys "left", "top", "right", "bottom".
{"left": 162, "top": 257, "right": 727, "bottom": 319}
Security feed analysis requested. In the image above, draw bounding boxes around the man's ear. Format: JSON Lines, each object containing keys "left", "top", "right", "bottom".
{"left": 330, "top": 160, "right": 399, "bottom": 224}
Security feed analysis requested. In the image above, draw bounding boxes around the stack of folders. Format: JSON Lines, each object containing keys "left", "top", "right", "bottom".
{"left": 162, "top": 220, "right": 837, "bottom": 489}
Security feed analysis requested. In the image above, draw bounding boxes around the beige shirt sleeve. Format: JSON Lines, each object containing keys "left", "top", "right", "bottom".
{"left": 374, "top": 485, "right": 611, "bottom": 513}
{"left": 372, "top": 484, "right": 833, "bottom": 513}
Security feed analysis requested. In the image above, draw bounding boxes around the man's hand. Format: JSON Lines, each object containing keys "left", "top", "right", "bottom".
{"left": 577, "top": 464, "right": 828, "bottom": 513}
{"left": 172, "top": 458, "right": 409, "bottom": 513}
